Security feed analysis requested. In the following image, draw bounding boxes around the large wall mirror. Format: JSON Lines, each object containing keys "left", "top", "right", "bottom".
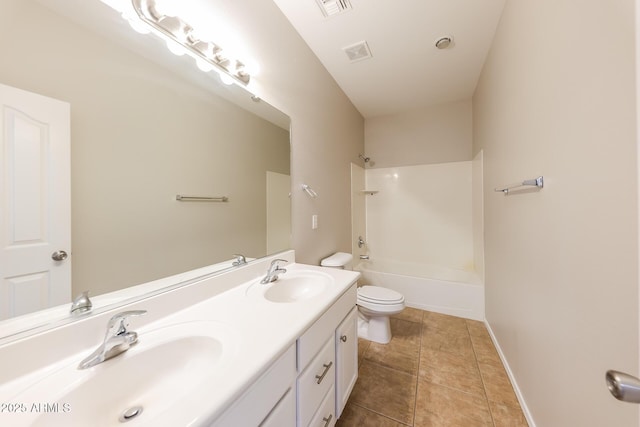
{"left": 0, "top": 0, "right": 291, "bottom": 341}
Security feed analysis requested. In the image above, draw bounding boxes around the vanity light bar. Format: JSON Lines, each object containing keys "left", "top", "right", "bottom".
{"left": 130, "top": 0, "right": 250, "bottom": 85}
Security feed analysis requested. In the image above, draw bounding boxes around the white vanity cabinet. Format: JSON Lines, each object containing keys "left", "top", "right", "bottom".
{"left": 211, "top": 283, "right": 357, "bottom": 427}
{"left": 335, "top": 306, "right": 358, "bottom": 418}
{"left": 296, "top": 284, "right": 357, "bottom": 426}
{"left": 212, "top": 344, "right": 297, "bottom": 427}
{"left": 260, "top": 387, "right": 297, "bottom": 427}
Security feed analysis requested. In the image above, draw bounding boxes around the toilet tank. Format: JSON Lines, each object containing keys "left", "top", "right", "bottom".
{"left": 320, "top": 252, "right": 353, "bottom": 269}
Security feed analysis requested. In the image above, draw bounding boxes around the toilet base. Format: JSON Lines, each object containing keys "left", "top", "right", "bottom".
{"left": 357, "top": 310, "right": 392, "bottom": 344}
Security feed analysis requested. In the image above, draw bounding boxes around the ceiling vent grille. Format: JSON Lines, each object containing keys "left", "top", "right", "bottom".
{"left": 316, "top": 0, "right": 352, "bottom": 17}
{"left": 343, "top": 41, "right": 372, "bottom": 62}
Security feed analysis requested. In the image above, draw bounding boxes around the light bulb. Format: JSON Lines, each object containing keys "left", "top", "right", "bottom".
{"left": 196, "top": 59, "right": 213, "bottom": 72}
{"left": 166, "top": 39, "right": 185, "bottom": 56}
{"left": 188, "top": 28, "right": 206, "bottom": 43}
{"left": 152, "top": 0, "right": 180, "bottom": 17}
{"left": 241, "top": 60, "right": 259, "bottom": 76}
{"left": 120, "top": 6, "right": 139, "bottom": 22}
{"left": 219, "top": 73, "right": 234, "bottom": 85}
{"left": 127, "top": 17, "right": 150, "bottom": 34}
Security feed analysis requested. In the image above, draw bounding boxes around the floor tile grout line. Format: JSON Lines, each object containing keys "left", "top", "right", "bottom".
{"left": 410, "top": 310, "right": 426, "bottom": 426}
{"left": 349, "top": 402, "right": 413, "bottom": 426}
{"left": 467, "top": 320, "right": 497, "bottom": 427}
{"left": 420, "top": 317, "right": 501, "bottom": 398}
{"left": 360, "top": 357, "right": 418, "bottom": 378}
{"left": 357, "top": 336, "right": 419, "bottom": 424}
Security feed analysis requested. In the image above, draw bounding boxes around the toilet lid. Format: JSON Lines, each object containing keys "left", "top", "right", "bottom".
{"left": 358, "top": 286, "right": 404, "bottom": 304}
{"left": 320, "top": 252, "right": 353, "bottom": 267}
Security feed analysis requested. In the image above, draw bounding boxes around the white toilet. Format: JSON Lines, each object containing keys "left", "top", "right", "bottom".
{"left": 320, "top": 252, "right": 405, "bottom": 344}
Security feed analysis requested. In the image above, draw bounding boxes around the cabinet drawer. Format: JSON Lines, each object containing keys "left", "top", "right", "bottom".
{"left": 297, "top": 337, "right": 335, "bottom": 426}
{"left": 298, "top": 284, "right": 356, "bottom": 369}
{"left": 308, "top": 388, "right": 336, "bottom": 427}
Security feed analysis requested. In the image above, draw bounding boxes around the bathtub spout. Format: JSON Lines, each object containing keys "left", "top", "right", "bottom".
{"left": 359, "top": 254, "right": 370, "bottom": 260}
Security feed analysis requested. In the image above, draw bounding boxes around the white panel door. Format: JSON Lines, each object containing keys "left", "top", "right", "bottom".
{"left": 0, "top": 83, "right": 71, "bottom": 320}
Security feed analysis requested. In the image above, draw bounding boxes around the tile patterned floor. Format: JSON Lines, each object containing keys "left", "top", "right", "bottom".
{"left": 336, "top": 308, "right": 528, "bottom": 427}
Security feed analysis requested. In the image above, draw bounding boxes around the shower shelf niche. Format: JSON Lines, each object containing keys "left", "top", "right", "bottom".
{"left": 360, "top": 190, "right": 378, "bottom": 195}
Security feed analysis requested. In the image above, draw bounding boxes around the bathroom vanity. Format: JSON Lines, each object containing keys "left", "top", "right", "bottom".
{"left": 216, "top": 282, "right": 358, "bottom": 426}
{"left": 0, "top": 251, "right": 359, "bottom": 426}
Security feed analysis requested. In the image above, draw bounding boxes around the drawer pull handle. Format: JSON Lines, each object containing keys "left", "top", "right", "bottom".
{"left": 340, "top": 335, "right": 347, "bottom": 342}
{"left": 322, "top": 414, "right": 333, "bottom": 427}
{"left": 315, "top": 361, "right": 333, "bottom": 384}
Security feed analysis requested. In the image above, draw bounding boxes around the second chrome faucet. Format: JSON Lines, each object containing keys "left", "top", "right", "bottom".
{"left": 260, "top": 259, "right": 287, "bottom": 284}
{"left": 78, "top": 310, "right": 147, "bottom": 369}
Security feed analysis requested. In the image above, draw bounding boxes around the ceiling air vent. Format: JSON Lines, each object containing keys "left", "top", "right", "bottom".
{"left": 316, "top": 0, "right": 352, "bottom": 17}
{"left": 343, "top": 41, "right": 372, "bottom": 62}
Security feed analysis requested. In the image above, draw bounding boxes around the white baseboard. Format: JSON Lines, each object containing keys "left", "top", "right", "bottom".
{"left": 484, "top": 321, "right": 536, "bottom": 427}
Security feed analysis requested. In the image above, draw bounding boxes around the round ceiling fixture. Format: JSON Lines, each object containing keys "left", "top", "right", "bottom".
{"left": 435, "top": 36, "right": 453, "bottom": 50}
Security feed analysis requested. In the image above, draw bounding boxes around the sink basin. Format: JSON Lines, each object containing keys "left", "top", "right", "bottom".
{"left": 247, "top": 270, "right": 334, "bottom": 303}
{"left": 7, "top": 321, "right": 239, "bottom": 427}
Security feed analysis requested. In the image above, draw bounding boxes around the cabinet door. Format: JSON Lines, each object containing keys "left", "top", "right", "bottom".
{"left": 335, "top": 307, "right": 358, "bottom": 418}
{"left": 260, "top": 387, "right": 296, "bottom": 427}
{"left": 212, "top": 345, "right": 296, "bottom": 426}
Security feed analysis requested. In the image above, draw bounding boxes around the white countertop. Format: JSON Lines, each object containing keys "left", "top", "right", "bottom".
{"left": 0, "top": 253, "right": 360, "bottom": 426}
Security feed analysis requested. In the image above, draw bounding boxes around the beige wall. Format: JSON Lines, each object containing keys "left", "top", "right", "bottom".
{"left": 365, "top": 99, "right": 472, "bottom": 168}
{"left": 218, "top": 0, "right": 365, "bottom": 265}
{"left": 473, "top": 0, "right": 638, "bottom": 425}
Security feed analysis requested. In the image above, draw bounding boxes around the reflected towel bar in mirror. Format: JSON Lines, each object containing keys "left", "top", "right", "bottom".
{"left": 176, "top": 195, "right": 229, "bottom": 202}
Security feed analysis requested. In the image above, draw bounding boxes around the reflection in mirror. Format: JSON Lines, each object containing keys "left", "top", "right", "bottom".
{"left": 0, "top": 0, "right": 291, "bottom": 341}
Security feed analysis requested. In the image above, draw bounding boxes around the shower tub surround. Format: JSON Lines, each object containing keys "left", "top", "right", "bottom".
{"left": 356, "top": 259, "right": 483, "bottom": 321}
{"left": 363, "top": 159, "right": 484, "bottom": 320}
{"left": 0, "top": 251, "right": 359, "bottom": 426}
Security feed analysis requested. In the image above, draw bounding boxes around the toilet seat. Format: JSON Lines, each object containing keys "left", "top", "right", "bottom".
{"left": 357, "top": 286, "right": 404, "bottom": 305}
{"left": 357, "top": 286, "right": 405, "bottom": 315}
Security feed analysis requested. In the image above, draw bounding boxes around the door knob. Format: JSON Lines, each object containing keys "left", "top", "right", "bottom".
{"left": 606, "top": 370, "right": 640, "bottom": 403}
{"left": 51, "top": 250, "right": 68, "bottom": 261}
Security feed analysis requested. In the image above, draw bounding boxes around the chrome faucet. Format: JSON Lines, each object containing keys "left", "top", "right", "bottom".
{"left": 260, "top": 259, "right": 287, "bottom": 284}
{"left": 70, "top": 291, "right": 92, "bottom": 314}
{"left": 78, "top": 310, "right": 147, "bottom": 369}
{"left": 232, "top": 254, "right": 247, "bottom": 266}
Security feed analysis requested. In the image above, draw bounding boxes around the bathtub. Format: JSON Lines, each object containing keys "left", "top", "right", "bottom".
{"left": 354, "top": 259, "right": 484, "bottom": 321}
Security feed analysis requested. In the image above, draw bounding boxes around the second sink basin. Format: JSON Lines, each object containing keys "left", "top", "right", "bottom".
{"left": 247, "top": 269, "right": 335, "bottom": 303}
